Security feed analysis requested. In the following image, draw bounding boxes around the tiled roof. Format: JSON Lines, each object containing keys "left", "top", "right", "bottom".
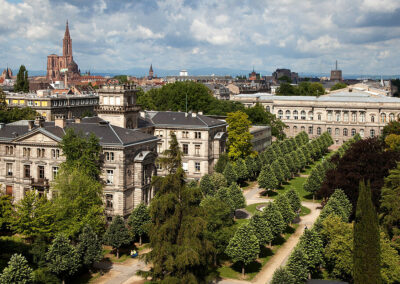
{"left": 145, "top": 111, "right": 226, "bottom": 128}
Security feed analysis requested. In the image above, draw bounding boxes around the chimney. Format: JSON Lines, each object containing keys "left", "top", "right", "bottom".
{"left": 139, "top": 111, "right": 145, "bottom": 118}
{"left": 0, "top": 123, "right": 5, "bottom": 130}
{"left": 54, "top": 114, "right": 66, "bottom": 128}
{"left": 198, "top": 111, "right": 203, "bottom": 115}
{"left": 35, "top": 116, "right": 45, "bottom": 128}
{"left": 27, "top": 120, "right": 34, "bottom": 130}
{"left": 74, "top": 117, "right": 81, "bottom": 124}
{"left": 192, "top": 112, "right": 197, "bottom": 118}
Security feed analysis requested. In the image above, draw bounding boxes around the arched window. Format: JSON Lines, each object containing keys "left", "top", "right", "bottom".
{"left": 360, "top": 129, "right": 364, "bottom": 138}
{"left": 308, "top": 111, "right": 314, "bottom": 120}
{"left": 335, "top": 128, "right": 340, "bottom": 136}
{"left": 293, "top": 126, "right": 298, "bottom": 134}
{"left": 293, "top": 110, "right": 298, "bottom": 120}
{"left": 371, "top": 115, "right": 375, "bottom": 123}
{"left": 370, "top": 129, "right": 375, "bottom": 137}
{"left": 381, "top": 113, "right": 386, "bottom": 123}
{"left": 343, "top": 128, "right": 348, "bottom": 136}
{"left": 389, "top": 113, "right": 395, "bottom": 122}
{"left": 278, "top": 110, "right": 283, "bottom": 119}
{"left": 317, "top": 127, "right": 321, "bottom": 135}
{"left": 317, "top": 114, "right": 322, "bottom": 121}
{"left": 301, "top": 126, "right": 305, "bottom": 132}
{"left": 351, "top": 129, "right": 356, "bottom": 136}
{"left": 301, "top": 111, "right": 306, "bottom": 120}
{"left": 308, "top": 126, "right": 313, "bottom": 134}
{"left": 327, "top": 127, "right": 332, "bottom": 134}
{"left": 285, "top": 110, "right": 291, "bottom": 119}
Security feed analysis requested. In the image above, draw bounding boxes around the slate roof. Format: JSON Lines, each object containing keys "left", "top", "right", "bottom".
{"left": 0, "top": 117, "right": 158, "bottom": 147}
{"left": 144, "top": 111, "right": 226, "bottom": 129}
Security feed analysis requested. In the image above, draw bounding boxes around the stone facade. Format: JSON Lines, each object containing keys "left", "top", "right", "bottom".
{"left": 250, "top": 125, "right": 272, "bottom": 153}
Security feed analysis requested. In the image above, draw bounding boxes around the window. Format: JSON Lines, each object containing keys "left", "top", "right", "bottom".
{"left": 106, "top": 194, "right": 113, "bottom": 209}
{"left": 195, "top": 162, "right": 201, "bottom": 172}
{"left": 157, "top": 143, "right": 162, "bottom": 153}
{"left": 327, "top": 111, "right": 332, "bottom": 121}
{"left": 336, "top": 112, "right": 341, "bottom": 122}
{"left": 370, "top": 129, "right": 375, "bottom": 137}
{"left": 37, "top": 148, "right": 45, "bottom": 158}
{"left": 308, "top": 126, "right": 313, "bottom": 134}
{"left": 106, "top": 170, "right": 114, "bottom": 185}
{"left": 360, "top": 112, "right": 365, "bottom": 123}
{"left": 308, "top": 111, "right": 314, "bottom": 120}
{"left": 293, "top": 126, "right": 298, "bottom": 134}
{"left": 371, "top": 115, "right": 375, "bottom": 123}
{"left": 343, "top": 128, "right": 348, "bottom": 136}
{"left": 183, "top": 144, "right": 188, "bottom": 155}
{"left": 105, "top": 152, "right": 114, "bottom": 161}
{"left": 389, "top": 113, "right": 395, "bottom": 122}
{"left": 278, "top": 110, "right": 283, "bottom": 119}
{"left": 266, "top": 106, "right": 271, "bottom": 112}
{"left": 195, "top": 132, "right": 201, "bottom": 139}
{"left": 24, "top": 165, "right": 30, "bottom": 178}
{"left": 116, "top": 97, "right": 121, "bottom": 105}
{"left": 343, "top": 112, "right": 349, "bottom": 122}
{"left": 351, "top": 129, "right": 356, "bottom": 136}
{"left": 360, "top": 129, "right": 364, "bottom": 138}
{"left": 352, "top": 112, "right": 357, "bottom": 122}
{"left": 38, "top": 166, "right": 45, "bottom": 179}
{"left": 182, "top": 162, "right": 188, "bottom": 172}
{"left": 335, "top": 128, "right": 340, "bottom": 136}
{"left": 182, "top": 131, "right": 189, "bottom": 138}
{"left": 6, "top": 163, "right": 12, "bottom": 176}
{"left": 301, "top": 126, "right": 305, "bottom": 132}
{"left": 317, "top": 127, "right": 321, "bottom": 135}
{"left": 6, "top": 146, "right": 14, "bottom": 155}
{"left": 293, "top": 110, "right": 298, "bottom": 120}
{"left": 381, "top": 113, "right": 386, "bottom": 123}
{"left": 156, "top": 163, "right": 162, "bottom": 170}
{"left": 285, "top": 110, "right": 291, "bottom": 119}
{"left": 317, "top": 114, "right": 322, "bottom": 121}
{"left": 51, "top": 149, "right": 60, "bottom": 159}
{"left": 156, "top": 130, "right": 164, "bottom": 137}
{"left": 23, "top": 147, "right": 31, "bottom": 157}
{"left": 195, "top": 145, "right": 200, "bottom": 156}
{"left": 301, "top": 111, "right": 306, "bottom": 120}
{"left": 52, "top": 167, "right": 59, "bottom": 179}
{"left": 327, "top": 127, "right": 332, "bottom": 134}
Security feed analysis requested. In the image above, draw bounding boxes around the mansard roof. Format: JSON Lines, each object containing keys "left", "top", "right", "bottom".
{"left": 0, "top": 117, "right": 158, "bottom": 147}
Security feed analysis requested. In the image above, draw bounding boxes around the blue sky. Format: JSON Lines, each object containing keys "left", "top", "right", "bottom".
{"left": 1, "top": 0, "right": 400, "bottom": 75}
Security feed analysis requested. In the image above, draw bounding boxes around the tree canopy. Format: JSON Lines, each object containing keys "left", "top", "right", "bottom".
{"left": 14, "top": 65, "right": 29, "bottom": 93}
{"left": 226, "top": 111, "right": 255, "bottom": 160}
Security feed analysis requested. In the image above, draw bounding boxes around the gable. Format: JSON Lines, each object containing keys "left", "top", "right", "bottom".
{"left": 14, "top": 131, "right": 59, "bottom": 145}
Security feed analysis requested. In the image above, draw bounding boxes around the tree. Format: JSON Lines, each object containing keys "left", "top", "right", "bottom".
{"left": 385, "top": 134, "right": 400, "bottom": 151}
{"left": 299, "top": 229, "right": 324, "bottom": 271}
{"left": 296, "top": 149, "right": 307, "bottom": 170}
{"left": 271, "top": 267, "right": 295, "bottom": 284}
{"left": 12, "top": 191, "right": 56, "bottom": 240}
{"left": 382, "top": 121, "right": 400, "bottom": 140}
{"left": 262, "top": 202, "right": 286, "bottom": 238}
{"left": 158, "top": 132, "right": 182, "bottom": 174}
{"left": 128, "top": 203, "right": 151, "bottom": 245}
{"left": 353, "top": 180, "right": 381, "bottom": 284}
{"left": 275, "top": 195, "right": 295, "bottom": 224}
{"left": 46, "top": 234, "right": 80, "bottom": 284}
{"left": 284, "top": 153, "right": 296, "bottom": 175}
{"left": 286, "top": 247, "right": 309, "bottom": 284}
{"left": 278, "top": 157, "right": 291, "bottom": 180}
{"left": 29, "top": 235, "right": 48, "bottom": 268}
{"left": 226, "top": 111, "right": 254, "bottom": 160}
{"left": 330, "top": 189, "right": 352, "bottom": 220}
{"left": 380, "top": 232, "right": 400, "bottom": 284}
{"left": 0, "top": 194, "right": 13, "bottom": 232}
{"left": 286, "top": 189, "right": 301, "bottom": 213}
{"left": 245, "top": 156, "right": 258, "bottom": 180}
{"left": 249, "top": 213, "right": 273, "bottom": 246}
{"left": 291, "top": 151, "right": 302, "bottom": 172}
{"left": 271, "top": 160, "right": 285, "bottom": 184}
{"left": 215, "top": 153, "right": 229, "bottom": 173}
{"left": 223, "top": 162, "right": 238, "bottom": 185}
{"left": 330, "top": 82, "right": 347, "bottom": 91}
{"left": 216, "top": 187, "right": 236, "bottom": 213}
{"left": 276, "top": 82, "right": 297, "bottom": 96}
{"left": 103, "top": 215, "right": 131, "bottom": 258}
{"left": 228, "top": 184, "right": 246, "bottom": 210}
{"left": 14, "top": 65, "right": 29, "bottom": 93}
{"left": 0, "top": 254, "right": 33, "bottom": 284}
{"left": 225, "top": 223, "right": 260, "bottom": 277}
{"left": 210, "top": 172, "right": 228, "bottom": 191}
{"left": 200, "top": 174, "right": 214, "bottom": 196}
{"left": 258, "top": 165, "right": 278, "bottom": 193}
{"left": 77, "top": 225, "right": 103, "bottom": 270}
{"left": 234, "top": 158, "right": 249, "bottom": 183}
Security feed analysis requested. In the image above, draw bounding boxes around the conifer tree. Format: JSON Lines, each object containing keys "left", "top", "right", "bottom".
{"left": 275, "top": 195, "right": 295, "bottom": 224}
{"left": 353, "top": 180, "right": 381, "bottom": 284}
{"left": 14, "top": 65, "right": 29, "bottom": 93}
{"left": 223, "top": 162, "right": 238, "bottom": 185}
{"left": 262, "top": 202, "right": 285, "bottom": 237}
{"left": 271, "top": 160, "right": 285, "bottom": 184}
{"left": 0, "top": 254, "right": 33, "bottom": 284}
{"left": 258, "top": 165, "right": 278, "bottom": 193}
{"left": 77, "top": 225, "right": 103, "bottom": 270}
{"left": 128, "top": 203, "right": 151, "bottom": 245}
{"left": 249, "top": 212, "right": 273, "bottom": 246}
{"left": 103, "top": 216, "right": 131, "bottom": 258}
{"left": 46, "top": 234, "right": 80, "bottom": 284}
{"left": 286, "top": 189, "right": 301, "bottom": 213}
{"left": 299, "top": 229, "right": 324, "bottom": 272}
{"left": 225, "top": 223, "right": 260, "bottom": 277}
{"left": 287, "top": 247, "right": 309, "bottom": 284}
{"left": 158, "top": 132, "right": 182, "bottom": 173}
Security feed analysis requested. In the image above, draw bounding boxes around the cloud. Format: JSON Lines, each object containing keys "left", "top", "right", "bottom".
{"left": 0, "top": 0, "right": 400, "bottom": 75}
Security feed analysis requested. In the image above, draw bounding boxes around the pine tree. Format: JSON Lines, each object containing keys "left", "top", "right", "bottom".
{"left": 0, "top": 254, "right": 33, "bottom": 284}
{"left": 225, "top": 223, "right": 260, "bottom": 277}
{"left": 228, "top": 183, "right": 246, "bottom": 210}
{"left": 353, "top": 180, "right": 381, "bottom": 284}
{"left": 257, "top": 165, "right": 278, "bottom": 192}
{"left": 275, "top": 195, "right": 295, "bottom": 224}
{"left": 223, "top": 162, "right": 238, "bottom": 185}
{"left": 200, "top": 174, "right": 214, "bottom": 196}
{"left": 271, "top": 160, "right": 285, "bottom": 184}
{"left": 286, "top": 189, "right": 301, "bottom": 213}
{"left": 249, "top": 212, "right": 273, "bottom": 246}
{"left": 103, "top": 215, "right": 131, "bottom": 258}
{"left": 287, "top": 247, "right": 309, "bottom": 284}
{"left": 299, "top": 229, "right": 324, "bottom": 271}
{"left": 77, "top": 225, "right": 103, "bottom": 269}
{"left": 271, "top": 267, "right": 295, "bottom": 284}
{"left": 262, "top": 202, "right": 286, "bottom": 238}
{"left": 46, "top": 234, "right": 80, "bottom": 284}
{"left": 128, "top": 203, "right": 151, "bottom": 245}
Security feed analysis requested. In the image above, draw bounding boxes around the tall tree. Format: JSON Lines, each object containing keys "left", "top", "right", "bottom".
{"left": 249, "top": 212, "right": 273, "bottom": 246}
{"left": 258, "top": 165, "right": 278, "bottom": 193}
{"left": 299, "top": 229, "right": 324, "bottom": 272}
{"left": 225, "top": 223, "right": 260, "bottom": 277}
{"left": 286, "top": 189, "right": 301, "bottom": 213}
{"left": 228, "top": 183, "right": 246, "bottom": 210}
{"left": 0, "top": 194, "right": 13, "bottom": 232}
{"left": 353, "top": 180, "right": 381, "bottom": 284}
{"left": 262, "top": 202, "right": 286, "bottom": 238}
{"left": 200, "top": 174, "right": 214, "bottom": 196}
{"left": 0, "top": 254, "right": 33, "bottom": 284}
{"left": 275, "top": 195, "right": 295, "bottom": 224}
{"left": 209, "top": 172, "right": 228, "bottom": 190}
{"left": 271, "top": 160, "right": 285, "bottom": 184}
{"left": 234, "top": 158, "right": 249, "bottom": 183}
{"left": 214, "top": 153, "right": 229, "bottom": 173}
{"left": 158, "top": 132, "right": 182, "bottom": 174}
{"left": 271, "top": 267, "right": 295, "bottom": 284}
{"left": 226, "top": 111, "right": 254, "bottom": 160}
{"left": 286, "top": 247, "right": 309, "bottom": 284}
{"left": 77, "top": 225, "right": 103, "bottom": 270}
{"left": 14, "top": 65, "right": 29, "bottom": 93}
{"left": 128, "top": 203, "right": 151, "bottom": 245}
{"left": 245, "top": 156, "right": 258, "bottom": 180}
{"left": 46, "top": 234, "right": 80, "bottom": 284}
{"left": 223, "top": 162, "right": 238, "bottom": 185}
{"left": 103, "top": 215, "right": 131, "bottom": 258}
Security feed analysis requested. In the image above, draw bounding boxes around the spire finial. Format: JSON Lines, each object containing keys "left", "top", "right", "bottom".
{"left": 336, "top": 60, "right": 338, "bottom": 70}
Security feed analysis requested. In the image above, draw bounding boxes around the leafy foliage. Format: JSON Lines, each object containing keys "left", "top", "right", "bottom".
{"left": 77, "top": 225, "right": 103, "bottom": 268}
{"left": 226, "top": 111, "right": 254, "bottom": 160}
{"left": 299, "top": 229, "right": 324, "bottom": 271}
{"left": 158, "top": 132, "right": 182, "bottom": 174}
{"left": 286, "top": 247, "right": 309, "bottom": 284}
{"left": 262, "top": 202, "right": 285, "bottom": 238}
{"left": 0, "top": 253, "right": 33, "bottom": 284}
{"left": 258, "top": 165, "right": 278, "bottom": 190}
{"left": 276, "top": 82, "right": 325, "bottom": 97}
{"left": 249, "top": 212, "right": 273, "bottom": 245}
{"left": 286, "top": 189, "right": 301, "bottom": 213}
{"left": 330, "top": 82, "right": 347, "bottom": 91}
{"left": 271, "top": 267, "right": 295, "bottom": 284}
{"left": 0, "top": 194, "right": 13, "bottom": 232}
{"left": 275, "top": 194, "right": 295, "bottom": 224}
{"left": 128, "top": 203, "right": 151, "bottom": 245}
{"left": 223, "top": 162, "right": 238, "bottom": 185}
{"left": 14, "top": 65, "right": 29, "bottom": 93}
{"left": 103, "top": 216, "right": 131, "bottom": 258}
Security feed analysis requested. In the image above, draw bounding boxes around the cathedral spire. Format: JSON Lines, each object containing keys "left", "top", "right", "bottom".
{"left": 63, "top": 20, "right": 72, "bottom": 57}
{"left": 65, "top": 20, "right": 70, "bottom": 38}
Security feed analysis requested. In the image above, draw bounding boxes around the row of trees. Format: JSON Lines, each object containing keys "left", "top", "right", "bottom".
{"left": 276, "top": 82, "right": 325, "bottom": 97}
{"left": 226, "top": 189, "right": 301, "bottom": 276}
{"left": 0, "top": 89, "right": 37, "bottom": 123}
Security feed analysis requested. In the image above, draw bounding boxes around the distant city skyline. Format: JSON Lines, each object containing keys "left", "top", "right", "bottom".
{"left": 1, "top": 0, "right": 400, "bottom": 75}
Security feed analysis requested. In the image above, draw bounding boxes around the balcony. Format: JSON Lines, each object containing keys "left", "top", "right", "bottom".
{"left": 31, "top": 178, "right": 49, "bottom": 188}
{"left": 95, "top": 105, "right": 141, "bottom": 113}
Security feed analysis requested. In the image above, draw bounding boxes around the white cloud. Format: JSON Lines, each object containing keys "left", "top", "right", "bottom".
{"left": 190, "top": 19, "right": 234, "bottom": 45}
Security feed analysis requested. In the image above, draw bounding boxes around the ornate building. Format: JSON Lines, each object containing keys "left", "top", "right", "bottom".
{"left": 46, "top": 21, "right": 80, "bottom": 81}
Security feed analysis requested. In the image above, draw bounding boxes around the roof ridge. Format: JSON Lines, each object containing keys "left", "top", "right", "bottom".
{"left": 196, "top": 115, "right": 208, "bottom": 126}
{"left": 108, "top": 124, "right": 124, "bottom": 145}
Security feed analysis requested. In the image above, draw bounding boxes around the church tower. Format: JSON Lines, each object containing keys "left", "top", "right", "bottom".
{"left": 63, "top": 20, "right": 72, "bottom": 58}
{"left": 95, "top": 85, "right": 141, "bottom": 129}
{"left": 148, "top": 64, "right": 154, "bottom": 79}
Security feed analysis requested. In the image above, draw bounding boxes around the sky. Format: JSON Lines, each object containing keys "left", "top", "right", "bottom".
{"left": 1, "top": 0, "right": 400, "bottom": 75}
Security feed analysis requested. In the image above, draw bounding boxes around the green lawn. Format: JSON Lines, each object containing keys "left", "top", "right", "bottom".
{"left": 218, "top": 224, "right": 299, "bottom": 280}
{"left": 300, "top": 205, "right": 311, "bottom": 216}
{"left": 245, "top": 203, "right": 268, "bottom": 215}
